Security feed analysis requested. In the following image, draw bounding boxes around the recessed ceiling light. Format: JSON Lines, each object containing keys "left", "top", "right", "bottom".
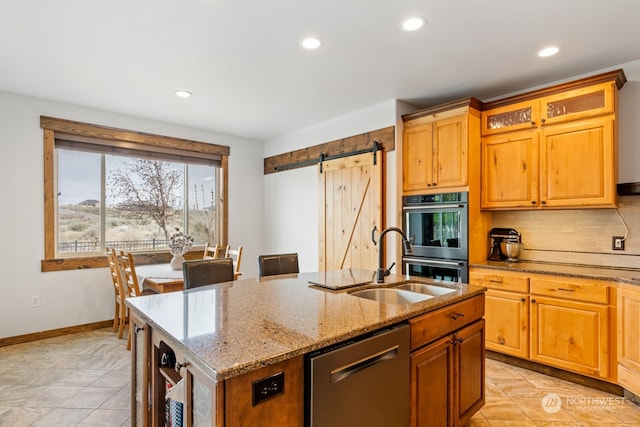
{"left": 301, "top": 37, "right": 323, "bottom": 50}
{"left": 175, "top": 90, "right": 192, "bottom": 98}
{"left": 538, "top": 46, "right": 560, "bottom": 57}
{"left": 402, "top": 17, "right": 426, "bottom": 31}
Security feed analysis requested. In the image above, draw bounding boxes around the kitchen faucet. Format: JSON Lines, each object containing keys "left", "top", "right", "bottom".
{"left": 372, "top": 226, "right": 412, "bottom": 283}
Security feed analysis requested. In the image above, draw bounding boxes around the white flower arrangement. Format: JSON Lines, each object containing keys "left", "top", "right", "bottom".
{"left": 169, "top": 228, "right": 194, "bottom": 256}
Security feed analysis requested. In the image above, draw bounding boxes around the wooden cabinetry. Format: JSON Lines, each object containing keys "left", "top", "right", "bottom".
{"left": 618, "top": 285, "right": 640, "bottom": 396}
{"left": 151, "top": 331, "right": 220, "bottom": 427}
{"left": 402, "top": 98, "right": 481, "bottom": 195}
{"left": 470, "top": 270, "right": 530, "bottom": 358}
{"left": 480, "top": 70, "right": 625, "bottom": 210}
{"left": 130, "top": 312, "right": 150, "bottom": 427}
{"left": 470, "top": 268, "right": 615, "bottom": 381}
{"left": 409, "top": 295, "right": 485, "bottom": 427}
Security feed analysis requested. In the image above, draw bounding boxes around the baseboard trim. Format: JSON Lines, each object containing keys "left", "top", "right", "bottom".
{"left": 486, "top": 350, "right": 623, "bottom": 396}
{"left": 0, "top": 320, "right": 114, "bottom": 347}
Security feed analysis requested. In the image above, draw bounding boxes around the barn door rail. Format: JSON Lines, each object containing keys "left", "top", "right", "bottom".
{"left": 318, "top": 141, "right": 381, "bottom": 173}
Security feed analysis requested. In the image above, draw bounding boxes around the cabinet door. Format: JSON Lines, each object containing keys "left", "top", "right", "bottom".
{"left": 539, "top": 82, "right": 615, "bottom": 126}
{"left": 618, "top": 287, "right": 640, "bottom": 396}
{"left": 482, "top": 100, "right": 539, "bottom": 136}
{"left": 410, "top": 335, "right": 454, "bottom": 427}
{"left": 540, "top": 116, "right": 615, "bottom": 208}
{"left": 485, "top": 290, "right": 529, "bottom": 358}
{"left": 454, "top": 319, "right": 485, "bottom": 427}
{"left": 481, "top": 131, "right": 539, "bottom": 209}
{"left": 531, "top": 296, "right": 609, "bottom": 379}
{"left": 403, "top": 123, "right": 433, "bottom": 192}
{"left": 182, "top": 362, "right": 219, "bottom": 427}
{"left": 130, "top": 313, "right": 149, "bottom": 427}
{"left": 432, "top": 115, "right": 468, "bottom": 189}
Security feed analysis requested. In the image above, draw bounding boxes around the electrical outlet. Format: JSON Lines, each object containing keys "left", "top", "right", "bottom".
{"left": 612, "top": 236, "right": 625, "bottom": 251}
{"left": 31, "top": 295, "right": 41, "bottom": 308}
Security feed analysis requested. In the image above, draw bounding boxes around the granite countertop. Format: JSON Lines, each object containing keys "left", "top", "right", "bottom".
{"left": 126, "top": 271, "right": 485, "bottom": 381}
{"left": 470, "top": 260, "right": 640, "bottom": 285}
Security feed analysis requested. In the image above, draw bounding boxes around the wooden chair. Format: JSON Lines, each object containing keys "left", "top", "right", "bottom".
{"left": 119, "top": 251, "right": 157, "bottom": 350}
{"left": 203, "top": 243, "right": 220, "bottom": 260}
{"left": 257, "top": 253, "right": 299, "bottom": 277}
{"left": 182, "top": 258, "right": 235, "bottom": 289}
{"left": 224, "top": 245, "right": 243, "bottom": 279}
{"left": 106, "top": 248, "right": 127, "bottom": 342}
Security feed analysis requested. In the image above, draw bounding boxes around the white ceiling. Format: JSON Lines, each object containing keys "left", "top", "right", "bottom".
{"left": 2, "top": 0, "right": 640, "bottom": 141}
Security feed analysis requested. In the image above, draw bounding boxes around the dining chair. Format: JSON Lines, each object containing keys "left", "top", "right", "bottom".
{"left": 257, "top": 253, "right": 299, "bottom": 277}
{"left": 106, "top": 248, "right": 127, "bottom": 342}
{"left": 183, "top": 258, "right": 235, "bottom": 289}
{"left": 224, "top": 245, "right": 243, "bottom": 279}
{"left": 203, "top": 243, "right": 220, "bottom": 260}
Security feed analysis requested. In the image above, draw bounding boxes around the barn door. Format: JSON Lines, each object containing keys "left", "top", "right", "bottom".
{"left": 319, "top": 152, "right": 383, "bottom": 271}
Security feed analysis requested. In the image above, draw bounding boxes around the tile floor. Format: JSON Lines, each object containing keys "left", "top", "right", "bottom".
{"left": 1, "top": 328, "right": 640, "bottom": 426}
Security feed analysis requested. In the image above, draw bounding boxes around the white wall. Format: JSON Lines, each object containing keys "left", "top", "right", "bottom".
{"left": 0, "top": 90, "right": 264, "bottom": 338}
{"left": 264, "top": 100, "right": 416, "bottom": 272}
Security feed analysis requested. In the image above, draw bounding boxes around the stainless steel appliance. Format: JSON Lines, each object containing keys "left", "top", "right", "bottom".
{"left": 403, "top": 256, "right": 468, "bottom": 283}
{"left": 402, "top": 192, "right": 468, "bottom": 282}
{"left": 305, "top": 324, "right": 410, "bottom": 427}
{"left": 488, "top": 228, "right": 521, "bottom": 261}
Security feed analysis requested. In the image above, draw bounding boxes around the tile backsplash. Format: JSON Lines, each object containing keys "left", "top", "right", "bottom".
{"left": 490, "top": 196, "right": 640, "bottom": 269}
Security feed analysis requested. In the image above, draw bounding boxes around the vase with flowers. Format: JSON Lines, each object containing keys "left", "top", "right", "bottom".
{"left": 169, "top": 228, "right": 194, "bottom": 270}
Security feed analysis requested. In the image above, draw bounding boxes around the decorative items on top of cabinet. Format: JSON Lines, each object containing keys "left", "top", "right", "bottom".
{"left": 402, "top": 97, "right": 482, "bottom": 195}
{"left": 409, "top": 294, "right": 485, "bottom": 427}
{"left": 480, "top": 69, "right": 626, "bottom": 210}
{"left": 617, "top": 284, "right": 640, "bottom": 397}
{"left": 469, "top": 268, "right": 616, "bottom": 382}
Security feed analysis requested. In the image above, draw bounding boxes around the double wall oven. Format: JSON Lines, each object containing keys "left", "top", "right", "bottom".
{"left": 402, "top": 192, "right": 468, "bottom": 283}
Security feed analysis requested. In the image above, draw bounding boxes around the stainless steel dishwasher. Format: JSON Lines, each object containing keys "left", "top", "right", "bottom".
{"left": 305, "top": 323, "right": 410, "bottom": 427}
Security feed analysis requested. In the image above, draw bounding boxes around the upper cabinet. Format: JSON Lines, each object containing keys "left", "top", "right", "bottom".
{"left": 402, "top": 98, "right": 482, "bottom": 195}
{"left": 481, "top": 70, "right": 626, "bottom": 210}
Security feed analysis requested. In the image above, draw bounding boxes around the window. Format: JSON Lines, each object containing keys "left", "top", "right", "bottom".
{"left": 41, "top": 116, "right": 230, "bottom": 271}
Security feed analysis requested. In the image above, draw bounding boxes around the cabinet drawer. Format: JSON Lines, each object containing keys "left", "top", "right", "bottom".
{"left": 530, "top": 276, "right": 609, "bottom": 304}
{"left": 409, "top": 294, "right": 484, "bottom": 351}
{"left": 469, "top": 270, "right": 529, "bottom": 293}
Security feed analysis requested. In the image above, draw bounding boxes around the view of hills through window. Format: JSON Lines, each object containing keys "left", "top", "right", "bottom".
{"left": 56, "top": 148, "right": 220, "bottom": 254}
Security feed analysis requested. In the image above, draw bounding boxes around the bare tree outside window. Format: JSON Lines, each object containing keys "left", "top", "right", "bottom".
{"left": 109, "top": 159, "right": 183, "bottom": 240}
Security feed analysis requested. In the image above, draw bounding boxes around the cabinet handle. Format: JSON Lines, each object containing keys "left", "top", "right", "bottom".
{"left": 453, "top": 337, "right": 464, "bottom": 345}
{"left": 498, "top": 337, "right": 505, "bottom": 345}
{"left": 449, "top": 312, "right": 465, "bottom": 320}
{"left": 520, "top": 298, "right": 526, "bottom": 303}
{"left": 175, "top": 361, "right": 188, "bottom": 373}
{"left": 531, "top": 299, "right": 536, "bottom": 303}
{"left": 531, "top": 121, "right": 536, "bottom": 126}
{"left": 432, "top": 182, "right": 437, "bottom": 186}
{"left": 557, "top": 287, "right": 575, "bottom": 292}
{"left": 541, "top": 201, "right": 547, "bottom": 205}
{"left": 531, "top": 201, "right": 536, "bottom": 205}
{"left": 489, "top": 279, "right": 503, "bottom": 284}
{"left": 427, "top": 183, "right": 432, "bottom": 187}
{"left": 541, "top": 118, "right": 546, "bottom": 124}
{"left": 134, "top": 325, "right": 144, "bottom": 333}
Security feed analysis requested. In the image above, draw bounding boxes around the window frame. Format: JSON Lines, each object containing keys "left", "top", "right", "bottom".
{"left": 41, "top": 116, "right": 229, "bottom": 272}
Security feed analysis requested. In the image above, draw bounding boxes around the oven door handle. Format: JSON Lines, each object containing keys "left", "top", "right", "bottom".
{"left": 403, "top": 257, "right": 465, "bottom": 267}
{"left": 403, "top": 204, "right": 465, "bottom": 210}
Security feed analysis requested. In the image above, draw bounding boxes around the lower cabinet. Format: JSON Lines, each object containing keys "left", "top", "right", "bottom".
{"left": 470, "top": 268, "right": 614, "bottom": 382}
{"left": 409, "top": 295, "right": 485, "bottom": 427}
{"left": 618, "top": 285, "right": 640, "bottom": 396}
{"left": 130, "top": 312, "right": 150, "bottom": 427}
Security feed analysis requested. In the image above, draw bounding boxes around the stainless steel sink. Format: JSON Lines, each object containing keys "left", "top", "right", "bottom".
{"left": 394, "top": 282, "right": 457, "bottom": 297}
{"left": 350, "top": 288, "right": 433, "bottom": 305}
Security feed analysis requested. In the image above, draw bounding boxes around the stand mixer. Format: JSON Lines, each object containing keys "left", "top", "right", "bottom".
{"left": 488, "top": 228, "right": 522, "bottom": 262}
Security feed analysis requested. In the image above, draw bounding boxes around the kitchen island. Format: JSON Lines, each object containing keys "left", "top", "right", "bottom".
{"left": 126, "top": 271, "right": 486, "bottom": 426}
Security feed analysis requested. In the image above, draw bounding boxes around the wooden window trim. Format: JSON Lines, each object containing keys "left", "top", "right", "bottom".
{"left": 41, "top": 116, "right": 229, "bottom": 272}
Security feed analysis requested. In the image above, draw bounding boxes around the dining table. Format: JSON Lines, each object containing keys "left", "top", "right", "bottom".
{"left": 135, "top": 263, "right": 185, "bottom": 293}
{"left": 136, "top": 262, "right": 242, "bottom": 293}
